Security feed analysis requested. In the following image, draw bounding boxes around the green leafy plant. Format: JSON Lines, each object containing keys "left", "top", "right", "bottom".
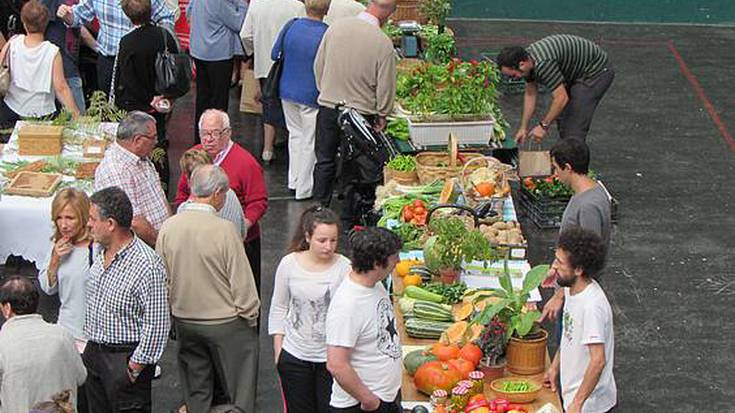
{"left": 382, "top": 21, "right": 402, "bottom": 39}
{"left": 423, "top": 216, "right": 496, "bottom": 272}
{"left": 386, "top": 154, "right": 416, "bottom": 172}
{"left": 422, "top": 31, "right": 456, "bottom": 64}
{"left": 472, "top": 263, "right": 548, "bottom": 339}
{"left": 419, "top": 0, "right": 452, "bottom": 31}
{"left": 385, "top": 118, "right": 409, "bottom": 141}
{"left": 86, "top": 91, "right": 127, "bottom": 122}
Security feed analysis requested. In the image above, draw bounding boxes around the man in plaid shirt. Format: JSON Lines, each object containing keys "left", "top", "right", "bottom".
{"left": 83, "top": 186, "right": 170, "bottom": 413}
{"left": 56, "top": 0, "right": 175, "bottom": 94}
{"left": 95, "top": 111, "right": 171, "bottom": 246}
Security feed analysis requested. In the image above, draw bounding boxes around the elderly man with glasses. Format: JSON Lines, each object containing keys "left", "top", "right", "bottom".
{"left": 175, "top": 109, "right": 268, "bottom": 303}
{"left": 95, "top": 111, "right": 171, "bottom": 246}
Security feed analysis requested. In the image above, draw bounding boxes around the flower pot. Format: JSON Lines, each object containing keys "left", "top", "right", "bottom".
{"left": 479, "top": 359, "right": 506, "bottom": 383}
{"left": 506, "top": 329, "right": 548, "bottom": 375}
{"left": 438, "top": 267, "right": 460, "bottom": 284}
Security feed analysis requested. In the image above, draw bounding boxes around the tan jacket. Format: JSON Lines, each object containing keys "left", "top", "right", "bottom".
{"left": 156, "top": 205, "right": 260, "bottom": 326}
{"left": 314, "top": 17, "right": 396, "bottom": 116}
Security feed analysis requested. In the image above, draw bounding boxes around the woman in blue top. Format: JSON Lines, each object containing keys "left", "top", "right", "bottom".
{"left": 271, "top": 0, "right": 330, "bottom": 201}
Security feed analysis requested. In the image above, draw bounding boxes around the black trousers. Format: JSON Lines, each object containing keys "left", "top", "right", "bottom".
{"left": 244, "top": 236, "right": 262, "bottom": 332}
{"left": 82, "top": 342, "right": 155, "bottom": 413}
{"left": 97, "top": 54, "right": 116, "bottom": 96}
{"left": 277, "top": 349, "right": 332, "bottom": 413}
{"left": 328, "top": 393, "right": 401, "bottom": 413}
{"left": 557, "top": 67, "right": 615, "bottom": 142}
{"left": 194, "top": 58, "right": 234, "bottom": 143}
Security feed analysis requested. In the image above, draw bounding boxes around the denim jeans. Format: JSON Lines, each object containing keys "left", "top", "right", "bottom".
{"left": 66, "top": 76, "right": 86, "bottom": 114}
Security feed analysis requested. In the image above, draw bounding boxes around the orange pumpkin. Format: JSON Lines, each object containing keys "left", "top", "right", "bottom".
{"left": 431, "top": 344, "right": 461, "bottom": 361}
{"left": 459, "top": 343, "right": 483, "bottom": 367}
{"left": 413, "top": 361, "right": 463, "bottom": 395}
{"left": 447, "top": 357, "right": 475, "bottom": 379}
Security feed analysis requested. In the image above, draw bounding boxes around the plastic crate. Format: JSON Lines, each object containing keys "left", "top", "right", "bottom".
{"left": 518, "top": 187, "right": 569, "bottom": 229}
{"left": 407, "top": 117, "right": 495, "bottom": 148}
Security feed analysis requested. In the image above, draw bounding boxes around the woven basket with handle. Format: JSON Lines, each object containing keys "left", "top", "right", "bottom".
{"left": 415, "top": 134, "right": 485, "bottom": 184}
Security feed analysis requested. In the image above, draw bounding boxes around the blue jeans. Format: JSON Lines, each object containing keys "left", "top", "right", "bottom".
{"left": 66, "top": 76, "right": 86, "bottom": 114}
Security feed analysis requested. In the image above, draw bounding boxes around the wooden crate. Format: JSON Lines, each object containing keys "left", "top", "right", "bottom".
{"left": 391, "top": 0, "right": 427, "bottom": 23}
{"left": 4, "top": 171, "right": 62, "bottom": 197}
{"left": 17, "top": 124, "right": 63, "bottom": 156}
{"left": 83, "top": 138, "right": 107, "bottom": 158}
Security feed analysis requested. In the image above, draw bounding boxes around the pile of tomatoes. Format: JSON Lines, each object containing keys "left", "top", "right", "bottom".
{"left": 402, "top": 199, "right": 429, "bottom": 226}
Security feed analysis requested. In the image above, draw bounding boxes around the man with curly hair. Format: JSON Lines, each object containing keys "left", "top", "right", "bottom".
{"left": 326, "top": 227, "right": 403, "bottom": 412}
{"left": 543, "top": 227, "right": 616, "bottom": 413}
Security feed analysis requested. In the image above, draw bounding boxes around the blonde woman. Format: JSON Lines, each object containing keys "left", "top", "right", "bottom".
{"left": 38, "top": 188, "right": 93, "bottom": 347}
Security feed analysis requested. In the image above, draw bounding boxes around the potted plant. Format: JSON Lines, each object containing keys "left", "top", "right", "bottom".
{"left": 475, "top": 316, "right": 508, "bottom": 382}
{"left": 472, "top": 262, "right": 549, "bottom": 374}
{"left": 423, "top": 216, "right": 496, "bottom": 283}
{"left": 418, "top": 0, "right": 452, "bottom": 33}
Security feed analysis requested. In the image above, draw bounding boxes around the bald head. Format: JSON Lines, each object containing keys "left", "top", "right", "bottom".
{"left": 0, "top": 276, "right": 39, "bottom": 316}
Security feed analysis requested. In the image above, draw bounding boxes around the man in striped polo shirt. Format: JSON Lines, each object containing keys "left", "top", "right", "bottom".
{"left": 497, "top": 34, "right": 615, "bottom": 143}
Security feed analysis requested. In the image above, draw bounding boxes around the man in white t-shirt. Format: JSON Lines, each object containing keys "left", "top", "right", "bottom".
{"left": 544, "top": 226, "right": 616, "bottom": 413}
{"left": 326, "top": 227, "right": 403, "bottom": 412}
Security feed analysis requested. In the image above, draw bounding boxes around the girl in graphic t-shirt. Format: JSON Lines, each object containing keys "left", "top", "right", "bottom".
{"left": 268, "top": 206, "right": 351, "bottom": 413}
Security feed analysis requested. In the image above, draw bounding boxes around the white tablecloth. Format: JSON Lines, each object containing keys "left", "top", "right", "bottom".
{"left": 0, "top": 121, "right": 117, "bottom": 269}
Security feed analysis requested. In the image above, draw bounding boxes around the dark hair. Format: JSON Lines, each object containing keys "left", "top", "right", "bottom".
{"left": 496, "top": 46, "right": 529, "bottom": 69}
{"left": 21, "top": 0, "right": 49, "bottom": 33}
{"left": 557, "top": 226, "right": 606, "bottom": 279}
{"left": 350, "top": 227, "right": 402, "bottom": 273}
{"left": 288, "top": 205, "right": 341, "bottom": 252}
{"left": 90, "top": 187, "right": 133, "bottom": 229}
{"left": 30, "top": 390, "right": 73, "bottom": 413}
{"left": 121, "top": 0, "right": 152, "bottom": 25}
{"left": 0, "top": 276, "right": 39, "bottom": 315}
{"left": 550, "top": 138, "right": 590, "bottom": 174}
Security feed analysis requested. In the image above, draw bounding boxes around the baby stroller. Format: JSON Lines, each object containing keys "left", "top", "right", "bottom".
{"left": 336, "top": 105, "right": 399, "bottom": 228}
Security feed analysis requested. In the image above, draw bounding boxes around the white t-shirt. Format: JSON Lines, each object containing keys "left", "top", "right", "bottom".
{"left": 561, "top": 281, "right": 617, "bottom": 413}
{"left": 268, "top": 252, "right": 351, "bottom": 362}
{"left": 326, "top": 276, "right": 402, "bottom": 408}
{"left": 5, "top": 35, "right": 59, "bottom": 117}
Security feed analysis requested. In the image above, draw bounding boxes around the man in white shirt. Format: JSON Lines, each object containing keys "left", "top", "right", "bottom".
{"left": 326, "top": 227, "right": 403, "bottom": 412}
{"left": 544, "top": 226, "right": 616, "bottom": 413}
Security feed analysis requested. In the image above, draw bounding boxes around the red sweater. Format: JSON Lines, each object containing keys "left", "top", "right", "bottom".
{"left": 175, "top": 143, "right": 268, "bottom": 242}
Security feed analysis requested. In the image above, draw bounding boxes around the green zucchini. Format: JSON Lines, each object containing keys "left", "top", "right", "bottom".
{"left": 405, "top": 318, "right": 453, "bottom": 339}
{"left": 404, "top": 285, "right": 445, "bottom": 303}
{"left": 413, "top": 301, "right": 453, "bottom": 322}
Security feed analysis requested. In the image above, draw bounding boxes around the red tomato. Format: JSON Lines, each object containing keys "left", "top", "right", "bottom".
{"left": 403, "top": 208, "right": 414, "bottom": 221}
{"left": 413, "top": 199, "right": 425, "bottom": 208}
{"left": 414, "top": 206, "right": 426, "bottom": 215}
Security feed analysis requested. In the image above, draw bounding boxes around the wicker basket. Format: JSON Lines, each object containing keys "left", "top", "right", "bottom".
{"left": 383, "top": 165, "right": 419, "bottom": 185}
{"left": 460, "top": 156, "right": 513, "bottom": 207}
{"left": 391, "top": 0, "right": 427, "bottom": 23}
{"left": 415, "top": 134, "right": 484, "bottom": 184}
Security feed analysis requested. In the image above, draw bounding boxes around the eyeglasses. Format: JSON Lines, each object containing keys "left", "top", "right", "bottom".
{"left": 137, "top": 133, "right": 157, "bottom": 142}
{"left": 199, "top": 128, "right": 230, "bottom": 139}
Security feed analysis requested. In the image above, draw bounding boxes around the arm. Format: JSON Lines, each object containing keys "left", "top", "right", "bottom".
{"left": 568, "top": 344, "right": 606, "bottom": 413}
{"left": 268, "top": 257, "right": 291, "bottom": 362}
{"left": 51, "top": 53, "right": 81, "bottom": 117}
{"left": 576, "top": 204, "right": 605, "bottom": 238}
{"left": 313, "top": 37, "right": 326, "bottom": 91}
{"left": 375, "top": 48, "right": 397, "bottom": 117}
{"left": 218, "top": 0, "right": 247, "bottom": 33}
{"left": 132, "top": 216, "right": 158, "bottom": 247}
{"left": 0, "top": 40, "right": 8, "bottom": 66}
{"left": 0, "top": 33, "right": 5, "bottom": 51}
{"left": 515, "top": 81, "right": 538, "bottom": 143}
{"left": 543, "top": 349, "right": 561, "bottom": 392}
{"left": 240, "top": 4, "right": 255, "bottom": 56}
{"left": 539, "top": 288, "right": 565, "bottom": 322}
{"left": 69, "top": 0, "right": 97, "bottom": 27}
{"left": 38, "top": 247, "right": 61, "bottom": 295}
{"left": 327, "top": 346, "right": 382, "bottom": 411}
{"left": 80, "top": 26, "right": 97, "bottom": 51}
{"left": 130, "top": 260, "right": 171, "bottom": 366}
{"left": 270, "top": 25, "right": 287, "bottom": 61}
{"left": 226, "top": 227, "right": 260, "bottom": 326}
{"left": 240, "top": 160, "right": 268, "bottom": 232}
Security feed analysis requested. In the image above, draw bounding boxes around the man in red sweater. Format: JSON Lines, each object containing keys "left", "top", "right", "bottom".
{"left": 175, "top": 109, "right": 268, "bottom": 298}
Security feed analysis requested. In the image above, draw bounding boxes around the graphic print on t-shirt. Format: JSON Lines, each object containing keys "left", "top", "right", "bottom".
{"left": 563, "top": 309, "right": 574, "bottom": 342}
{"left": 288, "top": 290, "right": 331, "bottom": 342}
{"left": 376, "top": 297, "right": 401, "bottom": 360}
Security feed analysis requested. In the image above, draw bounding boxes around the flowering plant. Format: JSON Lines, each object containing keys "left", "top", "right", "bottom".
{"left": 475, "top": 317, "right": 508, "bottom": 366}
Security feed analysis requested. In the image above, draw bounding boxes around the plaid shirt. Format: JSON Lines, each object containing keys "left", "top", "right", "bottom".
{"left": 85, "top": 236, "right": 170, "bottom": 364}
{"left": 95, "top": 143, "right": 171, "bottom": 231}
{"left": 71, "top": 0, "right": 175, "bottom": 56}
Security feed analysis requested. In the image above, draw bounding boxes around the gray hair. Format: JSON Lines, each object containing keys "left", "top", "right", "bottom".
{"left": 198, "top": 109, "right": 231, "bottom": 130}
{"left": 117, "top": 111, "right": 156, "bottom": 141}
{"left": 190, "top": 165, "right": 230, "bottom": 198}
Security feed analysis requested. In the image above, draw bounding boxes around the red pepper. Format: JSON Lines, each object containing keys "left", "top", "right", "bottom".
{"left": 465, "top": 398, "right": 489, "bottom": 412}
{"left": 490, "top": 398, "right": 509, "bottom": 413}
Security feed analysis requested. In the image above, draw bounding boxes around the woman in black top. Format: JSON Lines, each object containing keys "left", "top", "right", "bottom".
{"left": 115, "top": 0, "right": 179, "bottom": 188}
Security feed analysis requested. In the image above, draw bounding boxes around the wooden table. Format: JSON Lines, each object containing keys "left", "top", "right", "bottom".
{"left": 393, "top": 277, "right": 563, "bottom": 412}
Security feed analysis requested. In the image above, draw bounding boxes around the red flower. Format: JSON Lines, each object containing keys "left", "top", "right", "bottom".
{"left": 470, "top": 59, "right": 479, "bottom": 66}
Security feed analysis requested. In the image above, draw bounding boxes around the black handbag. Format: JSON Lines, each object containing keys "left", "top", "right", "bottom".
{"left": 154, "top": 26, "right": 192, "bottom": 99}
{"left": 261, "top": 18, "right": 298, "bottom": 101}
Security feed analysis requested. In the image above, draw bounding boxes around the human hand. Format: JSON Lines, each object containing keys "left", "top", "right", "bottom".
{"left": 540, "top": 266, "right": 558, "bottom": 289}
{"left": 567, "top": 401, "right": 582, "bottom": 413}
{"left": 374, "top": 116, "right": 387, "bottom": 132}
{"left": 539, "top": 293, "right": 563, "bottom": 323}
{"left": 514, "top": 127, "right": 528, "bottom": 144}
{"left": 53, "top": 236, "right": 73, "bottom": 258}
{"left": 543, "top": 365, "right": 558, "bottom": 393}
{"left": 360, "top": 395, "right": 381, "bottom": 412}
{"left": 56, "top": 5, "right": 73, "bottom": 25}
{"left": 150, "top": 96, "right": 171, "bottom": 113}
{"left": 127, "top": 360, "right": 144, "bottom": 383}
{"left": 528, "top": 124, "right": 547, "bottom": 143}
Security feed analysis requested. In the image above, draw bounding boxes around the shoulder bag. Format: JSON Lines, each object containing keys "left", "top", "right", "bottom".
{"left": 154, "top": 25, "right": 192, "bottom": 99}
{"left": 261, "top": 18, "right": 298, "bottom": 101}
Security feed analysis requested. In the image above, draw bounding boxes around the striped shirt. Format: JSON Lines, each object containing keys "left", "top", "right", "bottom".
{"left": 85, "top": 236, "right": 170, "bottom": 365}
{"left": 527, "top": 34, "right": 608, "bottom": 91}
{"left": 70, "top": 0, "right": 175, "bottom": 57}
{"left": 95, "top": 142, "right": 171, "bottom": 231}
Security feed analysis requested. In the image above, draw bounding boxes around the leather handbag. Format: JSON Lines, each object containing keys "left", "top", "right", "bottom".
{"left": 154, "top": 26, "right": 192, "bottom": 99}
{"left": 261, "top": 18, "right": 298, "bottom": 101}
{"left": 0, "top": 42, "right": 12, "bottom": 96}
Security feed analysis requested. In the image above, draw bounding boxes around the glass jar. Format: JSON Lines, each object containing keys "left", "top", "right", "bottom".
{"left": 457, "top": 380, "right": 476, "bottom": 397}
{"left": 469, "top": 370, "right": 485, "bottom": 395}
{"left": 430, "top": 389, "right": 448, "bottom": 408}
{"left": 450, "top": 385, "right": 470, "bottom": 410}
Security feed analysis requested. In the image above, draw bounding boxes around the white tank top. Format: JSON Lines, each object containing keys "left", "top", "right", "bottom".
{"left": 4, "top": 35, "right": 59, "bottom": 117}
